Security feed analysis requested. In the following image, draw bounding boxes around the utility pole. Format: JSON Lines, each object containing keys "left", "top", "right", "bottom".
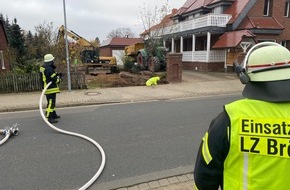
{"left": 63, "top": 0, "right": 71, "bottom": 91}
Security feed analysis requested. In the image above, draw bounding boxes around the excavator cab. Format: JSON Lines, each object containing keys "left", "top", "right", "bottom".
{"left": 81, "top": 49, "right": 99, "bottom": 63}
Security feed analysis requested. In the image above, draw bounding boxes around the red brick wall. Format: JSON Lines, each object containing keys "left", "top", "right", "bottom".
{"left": 248, "top": 0, "right": 290, "bottom": 43}
{"left": 182, "top": 61, "right": 224, "bottom": 72}
{"left": 99, "top": 46, "right": 126, "bottom": 57}
{"left": 99, "top": 47, "right": 112, "bottom": 57}
{"left": 166, "top": 53, "right": 182, "bottom": 82}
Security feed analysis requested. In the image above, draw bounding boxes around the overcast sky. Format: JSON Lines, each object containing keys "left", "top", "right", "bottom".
{"left": 0, "top": 0, "right": 186, "bottom": 42}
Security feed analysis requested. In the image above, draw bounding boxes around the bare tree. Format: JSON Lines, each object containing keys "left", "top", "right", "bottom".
{"left": 106, "top": 28, "right": 136, "bottom": 38}
{"left": 138, "top": 1, "right": 172, "bottom": 55}
{"left": 34, "top": 21, "right": 68, "bottom": 72}
{"left": 34, "top": 21, "right": 56, "bottom": 49}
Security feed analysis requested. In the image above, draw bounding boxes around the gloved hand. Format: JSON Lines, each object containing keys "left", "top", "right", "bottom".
{"left": 57, "top": 73, "right": 64, "bottom": 79}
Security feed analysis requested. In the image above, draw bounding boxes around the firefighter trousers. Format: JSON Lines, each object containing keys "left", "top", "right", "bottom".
{"left": 45, "top": 93, "right": 57, "bottom": 119}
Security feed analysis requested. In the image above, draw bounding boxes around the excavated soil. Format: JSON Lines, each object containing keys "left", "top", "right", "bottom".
{"left": 85, "top": 71, "right": 167, "bottom": 88}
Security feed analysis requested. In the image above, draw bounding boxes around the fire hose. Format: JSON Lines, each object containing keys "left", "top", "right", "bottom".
{"left": 0, "top": 123, "right": 19, "bottom": 145}
{"left": 39, "top": 81, "right": 106, "bottom": 190}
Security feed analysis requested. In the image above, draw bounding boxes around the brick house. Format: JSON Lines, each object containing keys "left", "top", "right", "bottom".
{"left": 145, "top": 0, "right": 290, "bottom": 71}
{"left": 0, "top": 19, "right": 10, "bottom": 73}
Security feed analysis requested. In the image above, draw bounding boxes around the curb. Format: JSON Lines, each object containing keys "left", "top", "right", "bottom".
{"left": 115, "top": 173, "right": 194, "bottom": 190}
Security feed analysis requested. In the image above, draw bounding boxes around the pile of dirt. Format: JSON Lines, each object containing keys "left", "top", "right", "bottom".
{"left": 85, "top": 71, "right": 166, "bottom": 88}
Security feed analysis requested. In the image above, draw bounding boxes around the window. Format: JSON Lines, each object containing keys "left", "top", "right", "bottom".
{"left": 0, "top": 50, "right": 5, "bottom": 69}
{"left": 284, "top": 1, "right": 290, "bottom": 17}
{"left": 263, "top": 0, "right": 271, "bottom": 16}
{"left": 213, "top": 6, "right": 222, "bottom": 14}
{"left": 194, "top": 13, "right": 201, "bottom": 18}
{"left": 281, "top": 41, "right": 287, "bottom": 47}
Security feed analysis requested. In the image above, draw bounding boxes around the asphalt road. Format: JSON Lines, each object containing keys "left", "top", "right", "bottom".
{"left": 0, "top": 94, "right": 241, "bottom": 190}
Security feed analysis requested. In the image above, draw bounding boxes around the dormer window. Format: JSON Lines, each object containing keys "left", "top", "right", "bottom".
{"left": 284, "top": 1, "right": 290, "bottom": 17}
{"left": 213, "top": 6, "right": 222, "bottom": 14}
{"left": 263, "top": 0, "right": 272, "bottom": 16}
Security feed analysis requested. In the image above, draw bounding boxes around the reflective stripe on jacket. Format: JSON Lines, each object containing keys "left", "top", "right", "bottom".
{"left": 224, "top": 99, "right": 290, "bottom": 190}
{"left": 40, "top": 66, "right": 60, "bottom": 94}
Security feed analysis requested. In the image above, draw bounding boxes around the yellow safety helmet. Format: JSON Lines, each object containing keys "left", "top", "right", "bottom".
{"left": 242, "top": 42, "right": 290, "bottom": 82}
{"left": 44, "top": 54, "right": 55, "bottom": 62}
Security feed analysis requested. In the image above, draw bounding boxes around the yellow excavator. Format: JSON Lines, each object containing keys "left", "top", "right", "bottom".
{"left": 57, "top": 25, "right": 117, "bottom": 73}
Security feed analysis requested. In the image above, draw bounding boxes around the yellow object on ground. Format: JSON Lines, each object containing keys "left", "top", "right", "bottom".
{"left": 146, "top": 77, "right": 160, "bottom": 86}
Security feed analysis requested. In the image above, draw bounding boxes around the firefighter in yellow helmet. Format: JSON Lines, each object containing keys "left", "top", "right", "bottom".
{"left": 193, "top": 42, "right": 290, "bottom": 190}
{"left": 39, "top": 54, "right": 62, "bottom": 123}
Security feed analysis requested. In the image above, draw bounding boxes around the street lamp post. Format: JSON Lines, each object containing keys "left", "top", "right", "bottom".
{"left": 63, "top": 0, "right": 71, "bottom": 91}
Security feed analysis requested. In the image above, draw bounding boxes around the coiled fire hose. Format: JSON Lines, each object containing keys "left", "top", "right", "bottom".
{"left": 0, "top": 123, "right": 19, "bottom": 145}
{"left": 39, "top": 81, "right": 106, "bottom": 190}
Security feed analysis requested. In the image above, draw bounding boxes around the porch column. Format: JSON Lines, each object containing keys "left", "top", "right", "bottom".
{"left": 192, "top": 34, "right": 196, "bottom": 62}
{"left": 206, "top": 32, "right": 211, "bottom": 62}
{"left": 171, "top": 38, "right": 175, "bottom": 53}
{"left": 224, "top": 49, "right": 228, "bottom": 72}
{"left": 180, "top": 36, "right": 183, "bottom": 53}
{"left": 163, "top": 39, "right": 166, "bottom": 47}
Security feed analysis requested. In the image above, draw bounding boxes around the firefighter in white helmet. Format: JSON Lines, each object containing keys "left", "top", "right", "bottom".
{"left": 40, "top": 54, "right": 62, "bottom": 123}
{"left": 193, "top": 42, "right": 290, "bottom": 190}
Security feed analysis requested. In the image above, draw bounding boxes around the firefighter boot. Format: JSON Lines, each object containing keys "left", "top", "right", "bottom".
{"left": 48, "top": 117, "right": 58, "bottom": 123}
{"left": 47, "top": 113, "right": 58, "bottom": 123}
{"left": 52, "top": 111, "right": 61, "bottom": 119}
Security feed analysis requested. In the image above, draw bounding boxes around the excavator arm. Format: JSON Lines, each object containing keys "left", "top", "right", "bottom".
{"left": 57, "top": 25, "right": 117, "bottom": 74}
{"left": 57, "top": 25, "right": 94, "bottom": 48}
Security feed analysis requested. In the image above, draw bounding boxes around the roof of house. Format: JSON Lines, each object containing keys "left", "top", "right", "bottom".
{"left": 224, "top": 0, "right": 251, "bottom": 24}
{"left": 237, "top": 16, "right": 284, "bottom": 30}
{"left": 212, "top": 29, "right": 255, "bottom": 48}
{"left": 208, "top": 0, "right": 223, "bottom": 5}
{"left": 180, "top": 0, "right": 206, "bottom": 14}
{"left": 100, "top": 38, "right": 143, "bottom": 47}
{"left": 176, "top": 0, "right": 225, "bottom": 15}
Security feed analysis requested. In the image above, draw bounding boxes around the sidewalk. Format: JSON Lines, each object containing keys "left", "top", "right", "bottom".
{"left": 0, "top": 71, "right": 243, "bottom": 113}
{"left": 0, "top": 70, "right": 243, "bottom": 190}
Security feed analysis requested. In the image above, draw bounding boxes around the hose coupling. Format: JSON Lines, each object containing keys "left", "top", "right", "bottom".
{"left": 0, "top": 123, "right": 19, "bottom": 136}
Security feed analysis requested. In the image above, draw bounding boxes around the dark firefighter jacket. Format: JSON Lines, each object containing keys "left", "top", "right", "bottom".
{"left": 39, "top": 61, "right": 60, "bottom": 95}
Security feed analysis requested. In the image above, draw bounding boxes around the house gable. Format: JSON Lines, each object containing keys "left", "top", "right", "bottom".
{"left": 0, "top": 19, "right": 9, "bottom": 50}
{"left": 0, "top": 19, "right": 10, "bottom": 73}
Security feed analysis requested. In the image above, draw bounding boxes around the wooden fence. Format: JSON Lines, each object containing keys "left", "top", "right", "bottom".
{"left": 0, "top": 72, "right": 86, "bottom": 93}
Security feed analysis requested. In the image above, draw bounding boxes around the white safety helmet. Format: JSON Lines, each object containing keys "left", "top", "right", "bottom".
{"left": 44, "top": 54, "right": 55, "bottom": 62}
{"left": 242, "top": 42, "right": 290, "bottom": 82}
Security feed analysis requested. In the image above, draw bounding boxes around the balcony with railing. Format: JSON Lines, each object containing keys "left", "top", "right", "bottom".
{"left": 182, "top": 50, "right": 226, "bottom": 62}
{"left": 163, "top": 13, "right": 232, "bottom": 35}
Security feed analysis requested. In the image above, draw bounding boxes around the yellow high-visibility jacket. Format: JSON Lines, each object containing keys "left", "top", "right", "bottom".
{"left": 224, "top": 99, "right": 290, "bottom": 190}
{"left": 146, "top": 76, "right": 160, "bottom": 86}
